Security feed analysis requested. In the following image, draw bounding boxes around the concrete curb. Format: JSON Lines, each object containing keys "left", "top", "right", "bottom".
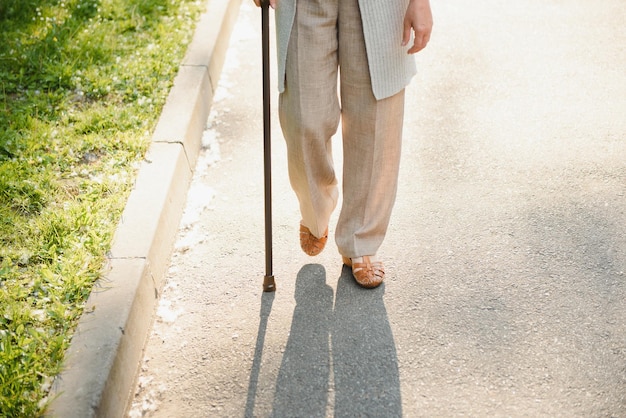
{"left": 47, "top": 1, "right": 242, "bottom": 416}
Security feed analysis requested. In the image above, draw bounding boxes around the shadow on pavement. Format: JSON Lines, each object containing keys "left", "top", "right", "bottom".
{"left": 245, "top": 289, "right": 275, "bottom": 417}
{"left": 271, "top": 264, "right": 334, "bottom": 417}
{"left": 262, "top": 263, "right": 402, "bottom": 417}
{"left": 332, "top": 266, "right": 403, "bottom": 418}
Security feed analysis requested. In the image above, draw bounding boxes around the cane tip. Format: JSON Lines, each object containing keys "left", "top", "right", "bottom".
{"left": 263, "top": 275, "right": 276, "bottom": 292}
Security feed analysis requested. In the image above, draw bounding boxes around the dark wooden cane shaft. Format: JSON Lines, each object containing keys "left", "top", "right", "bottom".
{"left": 261, "top": 0, "right": 275, "bottom": 292}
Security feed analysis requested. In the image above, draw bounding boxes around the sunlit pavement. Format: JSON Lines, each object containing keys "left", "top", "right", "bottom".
{"left": 128, "top": 1, "right": 626, "bottom": 416}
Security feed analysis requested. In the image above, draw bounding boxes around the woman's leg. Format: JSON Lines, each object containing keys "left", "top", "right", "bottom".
{"left": 279, "top": 0, "right": 341, "bottom": 240}
{"left": 336, "top": 0, "right": 406, "bottom": 259}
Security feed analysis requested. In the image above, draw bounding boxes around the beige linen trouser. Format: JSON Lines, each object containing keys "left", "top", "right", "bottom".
{"left": 279, "top": 0, "right": 405, "bottom": 259}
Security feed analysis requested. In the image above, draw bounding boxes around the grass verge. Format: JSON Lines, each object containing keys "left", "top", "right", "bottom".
{"left": 0, "top": 0, "right": 206, "bottom": 415}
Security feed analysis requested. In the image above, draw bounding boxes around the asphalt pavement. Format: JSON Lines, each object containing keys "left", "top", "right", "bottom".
{"left": 128, "top": 1, "right": 626, "bottom": 416}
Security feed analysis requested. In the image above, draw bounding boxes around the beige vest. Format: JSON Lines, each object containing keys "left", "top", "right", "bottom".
{"left": 275, "top": 0, "right": 417, "bottom": 100}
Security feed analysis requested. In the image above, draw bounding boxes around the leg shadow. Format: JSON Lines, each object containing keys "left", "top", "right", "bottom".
{"left": 332, "top": 266, "right": 402, "bottom": 417}
{"left": 271, "top": 264, "right": 334, "bottom": 417}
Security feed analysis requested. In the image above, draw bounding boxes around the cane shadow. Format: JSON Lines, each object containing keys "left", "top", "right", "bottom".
{"left": 270, "top": 264, "right": 334, "bottom": 417}
{"left": 245, "top": 289, "right": 275, "bottom": 418}
{"left": 332, "top": 266, "right": 403, "bottom": 418}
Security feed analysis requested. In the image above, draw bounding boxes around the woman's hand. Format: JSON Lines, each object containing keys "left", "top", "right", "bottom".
{"left": 253, "top": 0, "right": 276, "bottom": 8}
{"left": 402, "top": 0, "right": 433, "bottom": 54}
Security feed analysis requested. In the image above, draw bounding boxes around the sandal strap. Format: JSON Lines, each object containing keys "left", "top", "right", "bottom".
{"left": 351, "top": 256, "right": 383, "bottom": 271}
{"left": 299, "top": 224, "right": 328, "bottom": 239}
{"left": 347, "top": 256, "right": 385, "bottom": 288}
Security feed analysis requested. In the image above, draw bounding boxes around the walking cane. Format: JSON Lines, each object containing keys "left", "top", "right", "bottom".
{"left": 261, "top": 0, "right": 276, "bottom": 292}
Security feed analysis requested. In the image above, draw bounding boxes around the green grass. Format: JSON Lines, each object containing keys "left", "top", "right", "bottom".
{"left": 0, "top": 0, "right": 206, "bottom": 415}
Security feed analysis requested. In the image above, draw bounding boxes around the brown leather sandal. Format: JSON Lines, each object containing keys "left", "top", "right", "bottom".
{"left": 342, "top": 256, "right": 385, "bottom": 288}
{"left": 299, "top": 224, "right": 328, "bottom": 256}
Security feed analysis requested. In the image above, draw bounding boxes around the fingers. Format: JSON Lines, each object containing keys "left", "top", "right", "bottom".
{"left": 407, "top": 28, "right": 431, "bottom": 54}
{"left": 403, "top": 0, "right": 433, "bottom": 54}
{"left": 405, "top": 22, "right": 432, "bottom": 54}
{"left": 402, "top": 19, "right": 412, "bottom": 47}
{"left": 253, "top": 0, "right": 276, "bottom": 8}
